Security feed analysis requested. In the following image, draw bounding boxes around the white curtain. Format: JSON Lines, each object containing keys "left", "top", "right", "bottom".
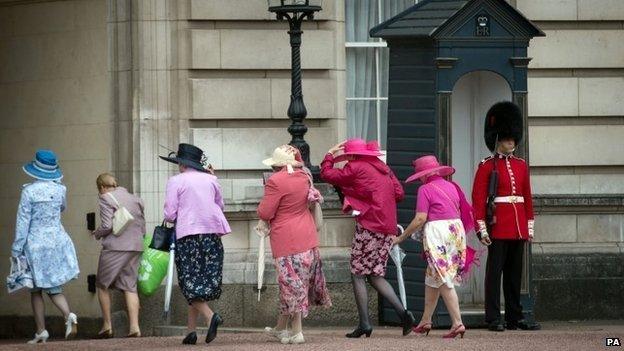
{"left": 346, "top": 0, "right": 416, "bottom": 146}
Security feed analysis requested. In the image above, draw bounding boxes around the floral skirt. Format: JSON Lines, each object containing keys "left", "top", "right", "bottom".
{"left": 422, "top": 219, "right": 466, "bottom": 288}
{"left": 350, "top": 224, "right": 394, "bottom": 276}
{"left": 275, "top": 247, "right": 332, "bottom": 318}
{"left": 175, "top": 234, "right": 224, "bottom": 304}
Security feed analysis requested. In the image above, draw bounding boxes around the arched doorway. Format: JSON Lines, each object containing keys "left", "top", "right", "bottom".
{"left": 451, "top": 71, "right": 512, "bottom": 308}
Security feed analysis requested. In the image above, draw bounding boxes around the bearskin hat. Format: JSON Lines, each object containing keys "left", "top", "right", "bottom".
{"left": 484, "top": 101, "right": 523, "bottom": 152}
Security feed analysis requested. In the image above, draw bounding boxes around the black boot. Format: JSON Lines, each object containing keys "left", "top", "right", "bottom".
{"left": 345, "top": 327, "right": 373, "bottom": 338}
{"left": 205, "top": 313, "right": 223, "bottom": 344}
{"left": 507, "top": 319, "right": 541, "bottom": 331}
{"left": 402, "top": 311, "right": 416, "bottom": 336}
{"left": 488, "top": 321, "right": 505, "bottom": 332}
{"left": 182, "top": 331, "right": 197, "bottom": 345}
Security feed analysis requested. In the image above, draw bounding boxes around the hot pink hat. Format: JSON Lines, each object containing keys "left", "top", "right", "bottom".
{"left": 333, "top": 138, "right": 383, "bottom": 163}
{"left": 405, "top": 155, "right": 455, "bottom": 183}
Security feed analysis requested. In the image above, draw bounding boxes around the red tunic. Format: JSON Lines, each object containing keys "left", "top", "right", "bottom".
{"left": 471, "top": 154, "right": 534, "bottom": 240}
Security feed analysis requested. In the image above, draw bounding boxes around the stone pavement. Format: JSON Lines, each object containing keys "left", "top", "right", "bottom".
{"left": 0, "top": 321, "right": 622, "bottom": 351}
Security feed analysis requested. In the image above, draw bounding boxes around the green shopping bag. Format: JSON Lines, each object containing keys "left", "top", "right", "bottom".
{"left": 137, "top": 234, "right": 170, "bottom": 296}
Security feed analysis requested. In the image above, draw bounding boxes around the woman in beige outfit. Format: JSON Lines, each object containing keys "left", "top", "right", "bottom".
{"left": 92, "top": 173, "right": 146, "bottom": 338}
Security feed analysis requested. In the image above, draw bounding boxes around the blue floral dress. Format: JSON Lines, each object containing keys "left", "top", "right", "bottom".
{"left": 11, "top": 181, "right": 80, "bottom": 289}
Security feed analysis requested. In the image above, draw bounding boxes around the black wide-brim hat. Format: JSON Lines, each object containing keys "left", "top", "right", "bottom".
{"left": 160, "top": 143, "right": 207, "bottom": 172}
{"left": 484, "top": 101, "right": 523, "bottom": 152}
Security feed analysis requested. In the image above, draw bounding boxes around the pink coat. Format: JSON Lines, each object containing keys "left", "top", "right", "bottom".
{"left": 257, "top": 168, "right": 319, "bottom": 258}
{"left": 320, "top": 154, "right": 404, "bottom": 235}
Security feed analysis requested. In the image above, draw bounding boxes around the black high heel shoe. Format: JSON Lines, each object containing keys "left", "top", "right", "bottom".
{"left": 182, "top": 331, "right": 197, "bottom": 345}
{"left": 402, "top": 311, "right": 416, "bottom": 336}
{"left": 346, "top": 327, "right": 373, "bottom": 338}
{"left": 205, "top": 313, "right": 223, "bottom": 344}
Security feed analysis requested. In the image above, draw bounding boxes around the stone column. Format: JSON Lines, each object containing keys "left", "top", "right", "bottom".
{"left": 108, "top": 0, "right": 185, "bottom": 333}
{"left": 110, "top": 0, "right": 182, "bottom": 229}
{"left": 108, "top": 0, "right": 134, "bottom": 188}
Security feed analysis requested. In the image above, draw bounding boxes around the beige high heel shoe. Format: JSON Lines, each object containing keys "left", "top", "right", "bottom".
{"left": 281, "top": 332, "right": 305, "bottom": 344}
{"left": 65, "top": 312, "right": 78, "bottom": 339}
{"left": 27, "top": 330, "right": 49, "bottom": 344}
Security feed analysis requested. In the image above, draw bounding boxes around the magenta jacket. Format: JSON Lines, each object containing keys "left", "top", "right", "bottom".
{"left": 164, "top": 168, "right": 231, "bottom": 239}
{"left": 320, "top": 154, "right": 404, "bottom": 235}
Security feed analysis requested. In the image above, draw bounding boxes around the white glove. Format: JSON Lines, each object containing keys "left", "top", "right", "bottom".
{"left": 528, "top": 220, "right": 535, "bottom": 240}
{"left": 477, "top": 220, "right": 492, "bottom": 246}
{"left": 410, "top": 228, "right": 423, "bottom": 242}
{"left": 254, "top": 220, "right": 270, "bottom": 238}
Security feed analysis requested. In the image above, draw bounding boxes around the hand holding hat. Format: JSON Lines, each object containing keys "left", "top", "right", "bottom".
{"left": 329, "top": 138, "right": 383, "bottom": 163}
{"left": 328, "top": 141, "right": 346, "bottom": 155}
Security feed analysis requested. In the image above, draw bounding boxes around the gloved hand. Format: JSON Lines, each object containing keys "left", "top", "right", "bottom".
{"left": 477, "top": 220, "right": 492, "bottom": 246}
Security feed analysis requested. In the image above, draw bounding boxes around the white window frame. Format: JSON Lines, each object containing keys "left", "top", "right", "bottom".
{"left": 345, "top": 0, "right": 418, "bottom": 153}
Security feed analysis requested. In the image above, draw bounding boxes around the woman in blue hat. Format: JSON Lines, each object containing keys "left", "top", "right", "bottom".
{"left": 11, "top": 150, "right": 80, "bottom": 344}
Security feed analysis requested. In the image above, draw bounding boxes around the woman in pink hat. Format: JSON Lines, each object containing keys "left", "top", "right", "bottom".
{"left": 321, "top": 139, "right": 415, "bottom": 338}
{"left": 394, "top": 155, "right": 474, "bottom": 339}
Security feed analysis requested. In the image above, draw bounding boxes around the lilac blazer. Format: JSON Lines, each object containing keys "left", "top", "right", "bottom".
{"left": 93, "top": 187, "right": 145, "bottom": 252}
{"left": 163, "top": 168, "right": 231, "bottom": 239}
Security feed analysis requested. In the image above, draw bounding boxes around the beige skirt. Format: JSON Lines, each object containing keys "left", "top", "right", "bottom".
{"left": 97, "top": 251, "right": 142, "bottom": 292}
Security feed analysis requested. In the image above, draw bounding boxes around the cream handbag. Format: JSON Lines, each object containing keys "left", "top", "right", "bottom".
{"left": 107, "top": 192, "right": 135, "bottom": 236}
{"left": 305, "top": 171, "right": 324, "bottom": 232}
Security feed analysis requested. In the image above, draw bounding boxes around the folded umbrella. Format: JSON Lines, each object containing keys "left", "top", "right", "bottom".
{"left": 255, "top": 220, "right": 270, "bottom": 302}
{"left": 390, "top": 225, "right": 408, "bottom": 309}
{"left": 163, "top": 241, "right": 175, "bottom": 322}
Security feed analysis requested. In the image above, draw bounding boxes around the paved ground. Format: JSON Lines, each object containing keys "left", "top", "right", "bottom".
{"left": 1, "top": 321, "right": 622, "bottom": 351}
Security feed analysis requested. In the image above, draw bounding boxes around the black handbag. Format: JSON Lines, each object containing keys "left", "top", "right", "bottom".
{"left": 149, "top": 221, "right": 175, "bottom": 252}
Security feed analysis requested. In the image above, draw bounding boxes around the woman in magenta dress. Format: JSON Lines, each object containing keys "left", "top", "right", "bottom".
{"left": 394, "top": 155, "right": 475, "bottom": 339}
{"left": 321, "top": 138, "right": 415, "bottom": 338}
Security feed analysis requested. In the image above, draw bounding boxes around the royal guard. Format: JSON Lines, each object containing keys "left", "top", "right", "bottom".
{"left": 472, "top": 101, "right": 540, "bottom": 332}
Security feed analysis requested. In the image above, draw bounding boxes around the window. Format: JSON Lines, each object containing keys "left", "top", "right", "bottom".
{"left": 345, "top": 0, "right": 417, "bottom": 150}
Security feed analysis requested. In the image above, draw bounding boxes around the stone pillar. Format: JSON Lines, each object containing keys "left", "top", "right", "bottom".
{"left": 108, "top": 0, "right": 134, "bottom": 188}
{"left": 109, "top": 0, "right": 182, "bottom": 229}
{"left": 108, "top": 0, "right": 183, "bottom": 333}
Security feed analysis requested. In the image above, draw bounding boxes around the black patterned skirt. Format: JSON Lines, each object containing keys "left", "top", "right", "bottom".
{"left": 175, "top": 234, "right": 224, "bottom": 304}
{"left": 350, "top": 224, "right": 394, "bottom": 277}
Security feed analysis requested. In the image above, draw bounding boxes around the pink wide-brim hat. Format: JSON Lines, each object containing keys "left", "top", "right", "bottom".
{"left": 333, "top": 138, "right": 383, "bottom": 163}
{"left": 405, "top": 155, "right": 455, "bottom": 183}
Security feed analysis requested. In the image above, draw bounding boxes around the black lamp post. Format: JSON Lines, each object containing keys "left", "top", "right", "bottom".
{"left": 268, "top": 0, "right": 322, "bottom": 170}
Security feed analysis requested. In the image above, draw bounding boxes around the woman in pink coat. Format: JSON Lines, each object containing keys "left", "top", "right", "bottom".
{"left": 321, "top": 139, "right": 415, "bottom": 338}
{"left": 258, "top": 145, "right": 331, "bottom": 345}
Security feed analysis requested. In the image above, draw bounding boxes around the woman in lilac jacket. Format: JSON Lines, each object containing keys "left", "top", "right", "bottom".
{"left": 161, "top": 144, "right": 231, "bottom": 345}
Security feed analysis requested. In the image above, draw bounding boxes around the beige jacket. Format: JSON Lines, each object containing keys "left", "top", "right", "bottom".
{"left": 93, "top": 187, "right": 145, "bottom": 251}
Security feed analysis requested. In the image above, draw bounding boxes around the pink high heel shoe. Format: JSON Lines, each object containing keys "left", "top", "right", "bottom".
{"left": 442, "top": 324, "right": 466, "bottom": 339}
{"left": 412, "top": 322, "right": 432, "bottom": 336}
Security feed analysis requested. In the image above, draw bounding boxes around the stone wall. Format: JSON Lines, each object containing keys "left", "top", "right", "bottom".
{"left": 178, "top": 0, "right": 355, "bottom": 331}
{"left": 0, "top": 0, "right": 112, "bottom": 320}
{"left": 0, "top": 0, "right": 355, "bottom": 335}
{"left": 517, "top": 0, "right": 624, "bottom": 194}
{"left": 532, "top": 196, "right": 624, "bottom": 320}
{"left": 516, "top": 0, "right": 624, "bottom": 320}
{"left": 1, "top": 0, "right": 624, "bottom": 337}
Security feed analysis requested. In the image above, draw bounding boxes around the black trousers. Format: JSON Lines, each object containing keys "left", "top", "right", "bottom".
{"left": 485, "top": 239, "right": 525, "bottom": 324}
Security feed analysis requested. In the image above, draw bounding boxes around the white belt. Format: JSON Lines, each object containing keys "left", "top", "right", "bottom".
{"left": 494, "top": 196, "right": 524, "bottom": 204}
